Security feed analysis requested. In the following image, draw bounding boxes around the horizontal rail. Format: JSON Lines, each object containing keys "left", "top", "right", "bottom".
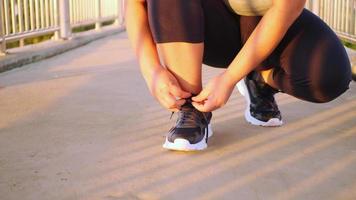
{"left": 71, "top": 16, "right": 118, "bottom": 29}
{"left": 0, "top": 0, "right": 125, "bottom": 54}
{"left": 306, "top": 0, "right": 356, "bottom": 43}
{"left": 0, "top": 27, "right": 59, "bottom": 43}
{"left": 1, "top": 0, "right": 354, "bottom": 55}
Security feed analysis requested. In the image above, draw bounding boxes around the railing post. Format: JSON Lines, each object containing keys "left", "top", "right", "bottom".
{"left": 18, "top": 0, "right": 25, "bottom": 47}
{"left": 350, "top": 0, "right": 355, "bottom": 36}
{"left": 53, "top": 0, "right": 60, "bottom": 40}
{"left": 312, "top": 0, "right": 320, "bottom": 16}
{"left": 95, "top": 0, "right": 101, "bottom": 30}
{"left": 59, "top": 0, "right": 71, "bottom": 40}
{"left": 114, "top": 0, "right": 125, "bottom": 26}
{"left": 0, "top": 1, "right": 6, "bottom": 55}
{"left": 114, "top": 0, "right": 120, "bottom": 25}
{"left": 121, "top": 0, "right": 126, "bottom": 26}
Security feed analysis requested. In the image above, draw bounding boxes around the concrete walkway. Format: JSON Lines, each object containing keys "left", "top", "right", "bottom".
{"left": 0, "top": 33, "right": 355, "bottom": 200}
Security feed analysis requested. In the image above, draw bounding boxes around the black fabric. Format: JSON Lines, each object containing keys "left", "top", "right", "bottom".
{"left": 146, "top": 0, "right": 352, "bottom": 103}
{"left": 147, "top": 0, "right": 204, "bottom": 43}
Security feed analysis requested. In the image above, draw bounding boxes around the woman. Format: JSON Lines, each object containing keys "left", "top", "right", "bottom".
{"left": 126, "top": 0, "right": 352, "bottom": 151}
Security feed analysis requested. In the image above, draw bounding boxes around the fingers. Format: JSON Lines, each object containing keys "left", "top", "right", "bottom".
{"left": 191, "top": 87, "right": 212, "bottom": 111}
{"left": 160, "top": 92, "right": 186, "bottom": 112}
{"left": 170, "top": 84, "right": 191, "bottom": 99}
{"left": 176, "top": 99, "right": 186, "bottom": 107}
{"left": 192, "top": 88, "right": 209, "bottom": 102}
{"left": 192, "top": 100, "right": 215, "bottom": 112}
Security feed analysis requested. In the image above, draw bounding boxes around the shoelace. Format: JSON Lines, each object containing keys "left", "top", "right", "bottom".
{"left": 169, "top": 97, "right": 193, "bottom": 120}
{"left": 170, "top": 98, "right": 210, "bottom": 143}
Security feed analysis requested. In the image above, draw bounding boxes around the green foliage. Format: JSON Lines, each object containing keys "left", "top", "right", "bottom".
{"left": 102, "top": 20, "right": 115, "bottom": 26}
{"left": 25, "top": 34, "right": 54, "bottom": 45}
{"left": 6, "top": 34, "right": 54, "bottom": 49}
{"left": 342, "top": 40, "right": 356, "bottom": 50}
{"left": 5, "top": 41, "right": 20, "bottom": 49}
{"left": 72, "top": 20, "right": 115, "bottom": 33}
{"left": 72, "top": 24, "right": 96, "bottom": 33}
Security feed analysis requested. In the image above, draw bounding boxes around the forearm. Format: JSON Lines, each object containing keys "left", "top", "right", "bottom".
{"left": 125, "top": 0, "right": 162, "bottom": 82}
{"left": 225, "top": 1, "right": 305, "bottom": 83}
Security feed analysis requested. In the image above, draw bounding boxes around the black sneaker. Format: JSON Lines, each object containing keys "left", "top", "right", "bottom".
{"left": 237, "top": 71, "right": 283, "bottom": 127}
{"left": 163, "top": 100, "right": 213, "bottom": 151}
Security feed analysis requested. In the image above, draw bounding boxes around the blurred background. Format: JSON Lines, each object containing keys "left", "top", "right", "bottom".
{"left": 0, "top": 0, "right": 355, "bottom": 77}
{"left": 0, "top": 0, "right": 125, "bottom": 51}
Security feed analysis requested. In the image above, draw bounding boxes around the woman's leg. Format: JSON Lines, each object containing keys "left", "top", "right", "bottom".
{"left": 266, "top": 9, "right": 352, "bottom": 103}
{"left": 157, "top": 42, "right": 204, "bottom": 94}
{"left": 147, "top": 0, "right": 242, "bottom": 94}
{"left": 146, "top": 0, "right": 226, "bottom": 151}
{"left": 238, "top": 9, "right": 352, "bottom": 103}
{"left": 146, "top": 0, "right": 204, "bottom": 94}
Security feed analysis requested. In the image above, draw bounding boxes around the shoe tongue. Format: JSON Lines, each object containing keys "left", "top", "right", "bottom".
{"left": 176, "top": 101, "right": 198, "bottom": 128}
{"left": 181, "top": 101, "right": 194, "bottom": 110}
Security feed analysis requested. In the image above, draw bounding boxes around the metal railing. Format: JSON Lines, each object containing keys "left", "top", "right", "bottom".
{"left": 1, "top": 0, "right": 355, "bottom": 56}
{"left": 306, "top": 0, "right": 356, "bottom": 43}
{"left": 0, "top": 0, "right": 125, "bottom": 55}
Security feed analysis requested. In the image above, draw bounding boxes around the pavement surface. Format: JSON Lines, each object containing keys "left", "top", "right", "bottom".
{"left": 0, "top": 26, "right": 125, "bottom": 73}
{"left": 0, "top": 32, "right": 355, "bottom": 200}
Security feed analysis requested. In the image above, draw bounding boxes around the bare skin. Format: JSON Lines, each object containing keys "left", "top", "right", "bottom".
{"left": 260, "top": 68, "right": 279, "bottom": 89}
{"left": 157, "top": 43, "right": 204, "bottom": 95}
{"left": 126, "top": 0, "right": 306, "bottom": 112}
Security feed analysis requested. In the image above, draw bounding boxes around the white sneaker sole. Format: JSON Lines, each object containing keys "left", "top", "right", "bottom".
{"left": 163, "top": 124, "right": 213, "bottom": 151}
{"left": 237, "top": 79, "right": 283, "bottom": 127}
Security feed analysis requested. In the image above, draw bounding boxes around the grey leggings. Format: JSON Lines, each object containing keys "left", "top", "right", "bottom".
{"left": 147, "top": 0, "right": 352, "bottom": 103}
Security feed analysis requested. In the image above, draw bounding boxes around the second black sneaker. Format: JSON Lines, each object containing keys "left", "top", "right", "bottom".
{"left": 163, "top": 100, "right": 213, "bottom": 151}
{"left": 237, "top": 71, "right": 283, "bottom": 127}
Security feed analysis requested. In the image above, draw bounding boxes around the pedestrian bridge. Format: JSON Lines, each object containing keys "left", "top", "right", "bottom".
{"left": 0, "top": 1, "right": 356, "bottom": 200}
{"left": 0, "top": 31, "right": 355, "bottom": 200}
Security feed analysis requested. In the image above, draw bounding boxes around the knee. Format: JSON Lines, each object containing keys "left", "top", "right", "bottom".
{"left": 310, "top": 68, "right": 352, "bottom": 103}
{"left": 147, "top": 0, "right": 204, "bottom": 43}
{"left": 308, "top": 45, "right": 352, "bottom": 103}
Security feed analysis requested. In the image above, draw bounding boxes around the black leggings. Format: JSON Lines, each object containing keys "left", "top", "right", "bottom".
{"left": 146, "top": 0, "right": 352, "bottom": 103}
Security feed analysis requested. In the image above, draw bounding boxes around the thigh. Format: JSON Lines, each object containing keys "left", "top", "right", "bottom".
{"left": 146, "top": 0, "right": 243, "bottom": 68}
{"left": 202, "top": 0, "right": 243, "bottom": 68}
{"left": 146, "top": 0, "right": 204, "bottom": 43}
{"left": 271, "top": 9, "right": 352, "bottom": 103}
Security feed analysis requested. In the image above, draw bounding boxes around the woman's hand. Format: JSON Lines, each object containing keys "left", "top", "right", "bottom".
{"left": 147, "top": 67, "right": 192, "bottom": 112}
{"left": 192, "top": 72, "right": 237, "bottom": 112}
